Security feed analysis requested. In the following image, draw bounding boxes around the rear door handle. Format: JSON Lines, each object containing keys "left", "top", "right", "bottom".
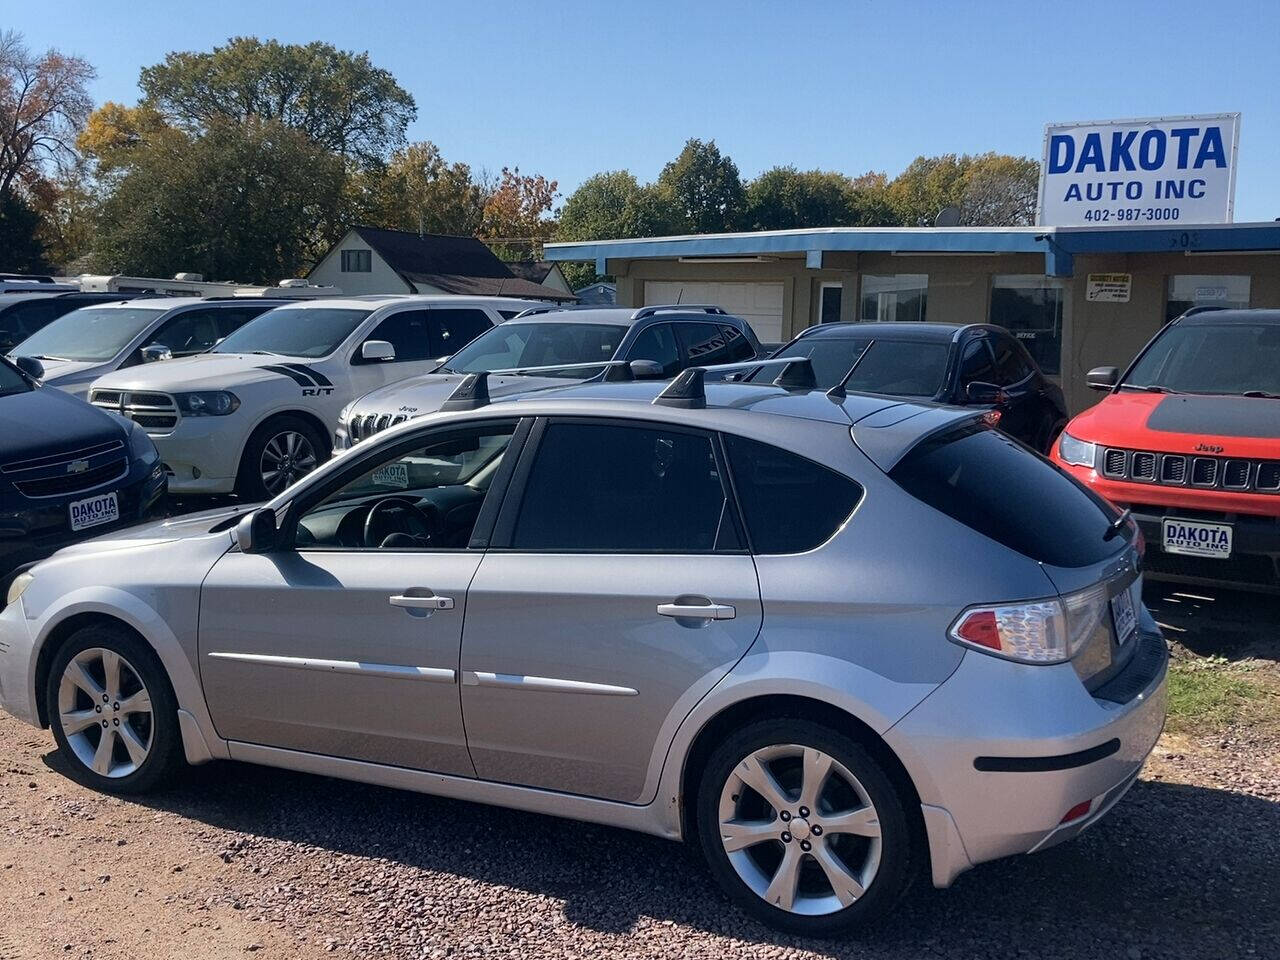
{"left": 657, "top": 602, "right": 736, "bottom": 620}
{"left": 390, "top": 594, "right": 455, "bottom": 610}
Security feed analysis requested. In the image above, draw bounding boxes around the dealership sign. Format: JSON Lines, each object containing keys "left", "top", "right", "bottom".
{"left": 1037, "top": 114, "right": 1240, "bottom": 227}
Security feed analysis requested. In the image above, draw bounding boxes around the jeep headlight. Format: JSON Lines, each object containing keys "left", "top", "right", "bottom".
{"left": 6, "top": 571, "right": 33, "bottom": 607}
{"left": 174, "top": 391, "right": 240, "bottom": 417}
{"left": 1058, "top": 431, "right": 1097, "bottom": 468}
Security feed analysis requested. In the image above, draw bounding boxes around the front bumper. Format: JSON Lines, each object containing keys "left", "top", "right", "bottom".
{"left": 0, "top": 592, "right": 39, "bottom": 726}
{"left": 150, "top": 417, "right": 246, "bottom": 494}
{"left": 0, "top": 464, "right": 167, "bottom": 573}
{"left": 886, "top": 618, "right": 1168, "bottom": 886}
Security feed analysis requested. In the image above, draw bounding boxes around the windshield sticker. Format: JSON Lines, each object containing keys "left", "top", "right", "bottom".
{"left": 370, "top": 462, "right": 410, "bottom": 488}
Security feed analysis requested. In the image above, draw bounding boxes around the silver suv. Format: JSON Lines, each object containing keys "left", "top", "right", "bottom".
{"left": 0, "top": 365, "right": 1167, "bottom": 935}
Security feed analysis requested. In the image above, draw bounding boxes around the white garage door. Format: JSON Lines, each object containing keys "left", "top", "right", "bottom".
{"left": 644, "top": 281, "right": 785, "bottom": 344}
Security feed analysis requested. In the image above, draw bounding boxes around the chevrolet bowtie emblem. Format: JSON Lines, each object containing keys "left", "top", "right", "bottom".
{"left": 66, "top": 460, "right": 89, "bottom": 474}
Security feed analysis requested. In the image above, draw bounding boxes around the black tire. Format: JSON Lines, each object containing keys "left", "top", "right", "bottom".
{"left": 45, "top": 623, "right": 184, "bottom": 794}
{"left": 235, "top": 414, "right": 328, "bottom": 501}
{"left": 695, "top": 718, "right": 914, "bottom": 936}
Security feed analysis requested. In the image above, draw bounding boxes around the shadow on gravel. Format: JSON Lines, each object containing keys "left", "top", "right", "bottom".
{"left": 1144, "top": 582, "right": 1280, "bottom": 662}
{"left": 45, "top": 747, "right": 1279, "bottom": 959}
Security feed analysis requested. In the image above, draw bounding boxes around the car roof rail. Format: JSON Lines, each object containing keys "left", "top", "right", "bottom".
{"left": 772, "top": 358, "right": 816, "bottom": 390}
{"left": 653, "top": 367, "right": 707, "bottom": 409}
{"left": 441, "top": 372, "right": 491, "bottom": 411}
{"left": 630, "top": 304, "right": 728, "bottom": 320}
{"left": 509, "top": 305, "right": 562, "bottom": 319}
{"left": 508, "top": 303, "right": 601, "bottom": 320}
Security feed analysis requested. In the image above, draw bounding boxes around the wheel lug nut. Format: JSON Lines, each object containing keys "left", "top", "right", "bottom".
{"left": 102, "top": 694, "right": 110, "bottom": 703}
{"left": 101, "top": 720, "right": 108, "bottom": 728}
{"left": 800, "top": 840, "right": 811, "bottom": 852}
{"left": 95, "top": 705, "right": 102, "bottom": 713}
{"left": 781, "top": 832, "right": 791, "bottom": 843}
{"left": 812, "top": 825, "right": 823, "bottom": 836}
{"left": 113, "top": 702, "right": 120, "bottom": 710}
{"left": 113, "top": 718, "right": 119, "bottom": 726}
{"left": 798, "top": 806, "right": 810, "bottom": 818}
{"left": 779, "top": 811, "right": 791, "bottom": 822}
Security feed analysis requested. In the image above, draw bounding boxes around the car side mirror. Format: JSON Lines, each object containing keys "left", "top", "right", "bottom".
{"left": 13, "top": 355, "right": 44, "bottom": 380}
{"left": 630, "top": 359, "right": 665, "bottom": 379}
{"left": 140, "top": 344, "right": 172, "bottom": 364}
{"left": 361, "top": 340, "right": 396, "bottom": 362}
{"left": 1086, "top": 366, "right": 1120, "bottom": 391}
{"left": 235, "top": 507, "right": 280, "bottom": 554}
{"left": 965, "top": 380, "right": 1004, "bottom": 404}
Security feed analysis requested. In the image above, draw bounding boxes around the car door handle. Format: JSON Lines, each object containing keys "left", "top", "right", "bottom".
{"left": 389, "top": 594, "right": 455, "bottom": 610}
{"left": 657, "top": 602, "right": 736, "bottom": 620}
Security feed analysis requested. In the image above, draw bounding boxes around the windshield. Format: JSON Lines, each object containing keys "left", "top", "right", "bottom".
{"left": 759, "top": 336, "right": 950, "bottom": 397}
{"left": 214, "top": 307, "right": 372, "bottom": 358}
{"left": 1124, "top": 322, "right": 1280, "bottom": 396}
{"left": 0, "top": 360, "right": 33, "bottom": 396}
{"left": 13, "top": 306, "right": 165, "bottom": 362}
{"left": 445, "top": 322, "right": 627, "bottom": 377}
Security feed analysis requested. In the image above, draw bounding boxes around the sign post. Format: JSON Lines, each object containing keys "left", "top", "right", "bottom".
{"left": 1037, "top": 114, "right": 1240, "bottom": 227}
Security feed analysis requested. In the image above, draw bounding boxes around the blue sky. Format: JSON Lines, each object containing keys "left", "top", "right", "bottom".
{"left": 10, "top": 0, "right": 1280, "bottom": 220}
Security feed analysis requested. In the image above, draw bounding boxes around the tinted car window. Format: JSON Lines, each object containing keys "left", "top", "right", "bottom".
{"left": 0, "top": 359, "right": 33, "bottom": 396}
{"left": 1124, "top": 321, "right": 1280, "bottom": 395}
{"left": 429, "top": 308, "right": 492, "bottom": 356}
{"left": 215, "top": 305, "right": 275, "bottom": 339}
{"left": 0, "top": 298, "right": 62, "bottom": 348}
{"left": 990, "top": 336, "right": 1034, "bottom": 385}
{"left": 890, "top": 423, "right": 1120, "bottom": 567}
{"left": 511, "top": 422, "right": 739, "bottom": 552}
{"left": 214, "top": 307, "right": 372, "bottom": 358}
{"left": 720, "top": 325, "right": 758, "bottom": 362}
{"left": 14, "top": 306, "right": 167, "bottom": 361}
{"left": 363, "top": 310, "right": 436, "bottom": 362}
{"left": 446, "top": 322, "right": 626, "bottom": 376}
{"left": 678, "top": 322, "right": 751, "bottom": 366}
{"left": 145, "top": 308, "right": 223, "bottom": 355}
{"left": 626, "top": 323, "right": 681, "bottom": 376}
{"left": 957, "top": 339, "right": 998, "bottom": 386}
{"left": 724, "top": 434, "right": 862, "bottom": 553}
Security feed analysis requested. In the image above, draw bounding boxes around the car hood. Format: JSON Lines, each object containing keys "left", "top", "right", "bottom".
{"left": 48, "top": 504, "right": 248, "bottom": 559}
{"left": 1069, "top": 391, "right": 1280, "bottom": 458}
{"left": 0, "top": 386, "right": 128, "bottom": 463}
{"left": 350, "top": 371, "right": 587, "bottom": 417}
{"left": 91, "top": 353, "right": 311, "bottom": 392}
{"left": 31, "top": 359, "right": 105, "bottom": 384}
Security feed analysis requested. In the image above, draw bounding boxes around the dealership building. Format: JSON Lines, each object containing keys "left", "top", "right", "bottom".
{"left": 543, "top": 221, "right": 1280, "bottom": 414}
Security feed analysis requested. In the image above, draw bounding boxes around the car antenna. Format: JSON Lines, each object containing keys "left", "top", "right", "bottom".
{"left": 826, "top": 340, "right": 876, "bottom": 400}
{"left": 653, "top": 367, "right": 706, "bottom": 408}
{"left": 441, "top": 371, "right": 491, "bottom": 411}
{"left": 597, "top": 361, "right": 636, "bottom": 382}
{"left": 772, "top": 358, "right": 816, "bottom": 391}
{"left": 1103, "top": 507, "right": 1132, "bottom": 541}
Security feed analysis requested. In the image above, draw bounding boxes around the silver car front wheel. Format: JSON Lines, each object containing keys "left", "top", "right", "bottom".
{"left": 57, "top": 647, "right": 155, "bottom": 779}
{"left": 260, "top": 429, "right": 318, "bottom": 495}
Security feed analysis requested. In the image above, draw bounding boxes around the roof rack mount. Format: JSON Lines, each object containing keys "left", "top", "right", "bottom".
{"left": 630, "top": 304, "right": 728, "bottom": 320}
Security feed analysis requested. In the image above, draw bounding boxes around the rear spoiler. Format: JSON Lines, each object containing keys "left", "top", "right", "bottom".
{"left": 850, "top": 403, "right": 986, "bottom": 473}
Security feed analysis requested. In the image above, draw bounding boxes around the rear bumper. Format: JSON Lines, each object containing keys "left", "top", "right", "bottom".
{"left": 886, "top": 621, "right": 1168, "bottom": 887}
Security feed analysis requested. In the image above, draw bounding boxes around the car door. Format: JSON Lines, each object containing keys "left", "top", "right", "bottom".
{"left": 199, "top": 417, "right": 528, "bottom": 773}
{"left": 623, "top": 322, "right": 682, "bottom": 377}
{"left": 459, "top": 417, "right": 763, "bottom": 803}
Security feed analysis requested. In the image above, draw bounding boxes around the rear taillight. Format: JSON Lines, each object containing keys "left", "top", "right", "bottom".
{"left": 949, "top": 584, "right": 1111, "bottom": 665}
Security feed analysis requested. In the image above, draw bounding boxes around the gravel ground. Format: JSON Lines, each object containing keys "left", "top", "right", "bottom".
{"left": 0, "top": 585, "right": 1276, "bottom": 960}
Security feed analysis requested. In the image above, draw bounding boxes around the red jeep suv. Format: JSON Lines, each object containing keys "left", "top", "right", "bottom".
{"left": 1052, "top": 308, "right": 1280, "bottom": 592}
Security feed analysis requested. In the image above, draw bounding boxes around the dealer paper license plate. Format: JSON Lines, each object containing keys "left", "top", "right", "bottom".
{"left": 69, "top": 491, "right": 119, "bottom": 532}
{"left": 1162, "top": 518, "right": 1233, "bottom": 559}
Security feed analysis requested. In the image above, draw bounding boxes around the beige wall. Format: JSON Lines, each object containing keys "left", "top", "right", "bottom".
{"left": 605, "top": 250, "right": 1280, "bottom": 416}
{"left": 309, "top": 235, "right": 412, "bottom": 295}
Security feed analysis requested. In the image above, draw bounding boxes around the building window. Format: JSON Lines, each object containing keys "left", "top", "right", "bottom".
{"left": 1166, "top": 275, "right": 1250, "bottom": 323}
{"left": 989, "top": 275, "right": 1065, "bottom": 375}
{"left": 860, "top": 275, "right": 927, "bottom": 323}
{"left": 819, "top": 283, "right": 843, "bottom": 324}
{"left": 341, "top": 249, "right": 372, "bottom": 273}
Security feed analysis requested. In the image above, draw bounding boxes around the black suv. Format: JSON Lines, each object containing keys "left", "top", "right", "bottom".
{"left": 0, "top": 356, "right": 167, "bottom": 576}
{"left": 757, "top": 322, "right": 1069, "bottom": 452}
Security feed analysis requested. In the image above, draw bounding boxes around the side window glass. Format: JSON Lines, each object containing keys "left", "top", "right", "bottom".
{"left": 677, "top": 322, "right": 745, "bottom": 366}
{"left": 296, "top": 423, "right": 518, "bottom": 550}
{"left": 720, "top": 324, "right": 758, "bottom": 362}
{"left": 991, "top": 337, "right": 1033, "bottom": 386}
{"left": 363, "top": 310, "right": 434, "bottom": 363}
{"left": 146, "top": 309, "right": 222, "bottom": 355}
{"left": 429, "top": 308, "right": 492, "bottom": 357}
{"left": 958, "top": 340, "right": 998, "bottom": 386}
{"left": 511, "top": 422, "right": 740, "bottom": 552}
{"left": 625, "top": 323, "right": 681, "bottom": 376}
{"left": 218, "top": 306, "right": 271, "bottom": 339}
{"left": 724, "top": 434, "right": 862, "bottom": 554}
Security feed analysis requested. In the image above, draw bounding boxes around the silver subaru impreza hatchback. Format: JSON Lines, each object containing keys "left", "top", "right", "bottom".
{"left": 0, "top": 368, "right": 1166, "bottom": 936}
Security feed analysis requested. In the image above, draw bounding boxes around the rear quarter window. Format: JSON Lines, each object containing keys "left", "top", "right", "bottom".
{"left": 724, "top": 434, "right": 862, "bottom": 553}
{"left": 890, "top": 423, "right": 1121, "bottom": 567}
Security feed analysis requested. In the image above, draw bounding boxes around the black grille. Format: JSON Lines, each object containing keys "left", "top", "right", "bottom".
{"left": 12, "top": 457, "right": 127, "bottom": 498}
{"left": 1191, "top": 457, "right": 1218, "bottom": 486}
{"left": 1103, "top": 449, "right": 1127, "bottom": 476}
{"left": 129, "top": 392, "right": 173, "bottom": 407}
{"left": 1101, "top": 446, "right": 1279, "bottom": 494}
{"left": 1, "top": 440, "right": 124, "bottom": 474}
{"left": 1161, "top": 455, "right": 1187, "bottom": 483}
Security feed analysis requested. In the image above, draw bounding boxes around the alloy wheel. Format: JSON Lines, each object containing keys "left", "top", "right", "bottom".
{"left": 56, "top": 647, "right": 154, "bottom": 779}
{"left": 717, "top": 743, "right": 883, "bottom": 916}
{"left": 260, "top": 430, "right": 318, "bottom": 495}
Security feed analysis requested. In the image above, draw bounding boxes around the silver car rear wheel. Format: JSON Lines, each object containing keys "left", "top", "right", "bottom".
{"left": 717, "top": 743, "right": 883, "bottom": 916}
{"left": 56, "top": 647, "right": 154, "bottom": 779}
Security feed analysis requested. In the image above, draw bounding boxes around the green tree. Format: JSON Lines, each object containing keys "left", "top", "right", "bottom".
{"left": 361, "top": 141, "right": 485, "bottom": 236}
{"left": 656, "top": 138, "right": 745, "bottom": 233}
{"left": 556, "top": 170, "right": 643, "bottom": 241}
{"left": 745, "top": 167, "right": 867, "bottom": 230}
{"left": 138, "top": 37, "right": 415, "bottom": 165}
{"left": 90, "top": 119, "right": 347, "bottom": 282}
{"left": 886, "top": 153, "right": 1038, "bottom": 226}
{"left": 0, "top": 190, "right": 48, "bottom": 271}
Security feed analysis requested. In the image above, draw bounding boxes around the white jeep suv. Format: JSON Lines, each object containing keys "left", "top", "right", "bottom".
{"left": 88, "top": 295, "right": 543, "bottom": 499}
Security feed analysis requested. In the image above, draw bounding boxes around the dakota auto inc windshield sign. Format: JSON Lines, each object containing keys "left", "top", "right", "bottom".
{"left": 1037, "top": 114, "right": 1239, "bottom": 226}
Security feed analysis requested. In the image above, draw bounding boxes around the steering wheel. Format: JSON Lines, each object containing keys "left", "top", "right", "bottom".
{"left": 363, "top": 497, "right": 441, "bottom": 549}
